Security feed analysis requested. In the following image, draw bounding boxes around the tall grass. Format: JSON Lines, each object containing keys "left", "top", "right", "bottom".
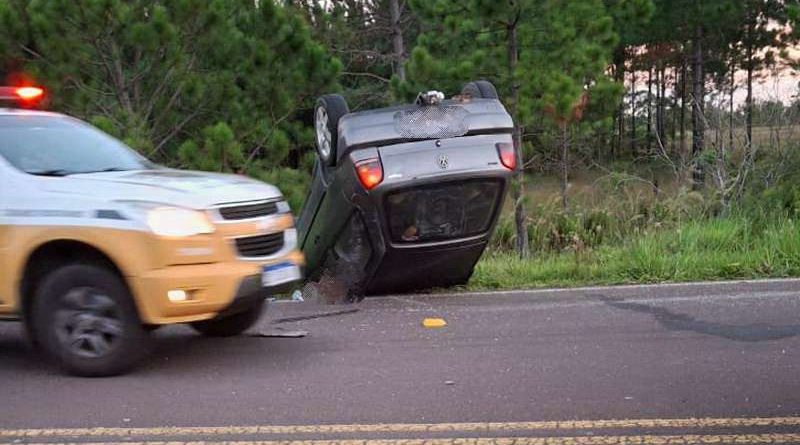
{"left": 471, "top": 158, "right": 800, "bottom": 291}
{"left": 471, "top": 216, "right": 800, "bottom": 290}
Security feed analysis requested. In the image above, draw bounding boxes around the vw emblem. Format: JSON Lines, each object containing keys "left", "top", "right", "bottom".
{"left": 436, "top": 153, "right": 449, "bottom": 170}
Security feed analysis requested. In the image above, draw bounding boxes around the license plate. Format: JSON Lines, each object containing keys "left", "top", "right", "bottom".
{"left": 262, "top": 262, "right": 301, "bottom": 287}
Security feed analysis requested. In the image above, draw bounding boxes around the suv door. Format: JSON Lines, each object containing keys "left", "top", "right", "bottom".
{"left": 0, "top": 161, "right": 11, "bottom": 306}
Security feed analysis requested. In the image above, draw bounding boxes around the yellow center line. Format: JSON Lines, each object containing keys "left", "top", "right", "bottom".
{"left": 3, "top": 434, "right": 800, "bottom": 445}
{"left": 1, "top": 416, "right": 799, "bottom": 439}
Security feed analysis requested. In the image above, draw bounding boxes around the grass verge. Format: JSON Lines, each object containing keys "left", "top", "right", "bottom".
{"left": 468, "top": 216, "right": 800, "bottom": 291}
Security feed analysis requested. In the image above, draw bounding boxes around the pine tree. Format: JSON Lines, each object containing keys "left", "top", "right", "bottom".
{"left": 404, "top": 0, "right": 649, "bottom": 256}
{"left": 736, "top": 0, "right": 789, "bottom": 152}
{"left": 297, "top": 0, "right": 417, "bottom": 107}
{"left": 0, "top": 0, "right": 340, "bottom": 185}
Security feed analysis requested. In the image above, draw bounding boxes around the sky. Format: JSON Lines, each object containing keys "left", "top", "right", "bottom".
{"left": 731, "top": 67, "right": 798, "bottom": 105}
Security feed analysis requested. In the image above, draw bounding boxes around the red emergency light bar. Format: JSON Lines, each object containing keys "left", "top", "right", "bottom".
{"left": 0, "top": 86, "right": 45, "bottom": 103}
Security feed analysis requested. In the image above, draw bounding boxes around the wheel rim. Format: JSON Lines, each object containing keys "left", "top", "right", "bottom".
{"left": 315, "top": 106, "right": 332, "bottom": 160}
{"left": 54, "top": 287, "right": 124, "bottom": 359}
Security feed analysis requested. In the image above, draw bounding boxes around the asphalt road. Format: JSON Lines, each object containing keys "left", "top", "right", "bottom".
{"left": 2, "top": 279, "right": 800, "bottom": 444}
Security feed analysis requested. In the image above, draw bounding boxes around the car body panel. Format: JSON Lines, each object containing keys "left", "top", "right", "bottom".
{"left": 377, "top": 133, "right": 512, "bottom": 185}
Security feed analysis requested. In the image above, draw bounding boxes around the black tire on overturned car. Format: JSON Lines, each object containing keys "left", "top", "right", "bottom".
{"left": 461, "top": 80, "right": 499, "bottom": 100}
{"left": 314, "top": 94, "right": 350, "bottom": 166}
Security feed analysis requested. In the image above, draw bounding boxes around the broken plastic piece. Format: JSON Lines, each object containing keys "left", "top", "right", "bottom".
{"left": 422, "top": 318, "right": 447, "bottom": 328}
{"left": 248, "top": 327, "right": 309, "bottom": 338}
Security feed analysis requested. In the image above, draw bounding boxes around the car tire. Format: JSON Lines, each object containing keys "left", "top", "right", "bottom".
{"left": 461, "top": 80, "right": 499, "bottom": 100}
{"left": 314, "top": 94, "right": 350, "bottom": 166}
{"left": 190, "top": 300, "right": 265, "bottom": 337}
{"left": 31, "top": 263, "right": 151, "bottom": 377}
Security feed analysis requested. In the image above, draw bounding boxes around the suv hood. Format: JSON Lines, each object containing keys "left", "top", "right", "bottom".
{"left": 42, "top": 169, "right": 282, "bottom": 209}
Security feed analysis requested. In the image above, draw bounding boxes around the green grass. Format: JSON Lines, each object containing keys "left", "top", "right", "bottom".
{"left": 468, "top": 216, "right": 800, "bottom": 291}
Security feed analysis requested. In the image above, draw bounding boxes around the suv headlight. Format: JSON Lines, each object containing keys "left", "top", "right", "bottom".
{"left": 118, "top": 201, "right": 214, "bottom": 237}
{"left": 276, "top": 200, "right": 291, "bottom": 214}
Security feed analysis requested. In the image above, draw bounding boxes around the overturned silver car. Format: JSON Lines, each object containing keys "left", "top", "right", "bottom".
{"left": 297, "top": 81, "right": 515, "bottom": 300}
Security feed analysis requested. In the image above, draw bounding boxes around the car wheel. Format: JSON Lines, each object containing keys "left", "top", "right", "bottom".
{"left": 190, "top": 300, "right": 265, "bottom": 337}
{"left": 315, "top": 94, "right": 350, "bottom": 166}
{"left": 461, "top": 80, "right": 499, "bottom": 100}
{"left": 31, "top": 263, "right": 151, "bottom": 377}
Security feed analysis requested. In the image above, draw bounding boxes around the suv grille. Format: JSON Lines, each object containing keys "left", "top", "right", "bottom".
{"left": 235, "top": 232, "right": 284, "bottom": 257}
{"left": 219, "top": 201, "right": 278, "bottom": 220}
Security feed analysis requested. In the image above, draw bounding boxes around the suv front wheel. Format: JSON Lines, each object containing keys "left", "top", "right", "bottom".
{"left": 31, "top": 263, "right": 151, "bottom": 377}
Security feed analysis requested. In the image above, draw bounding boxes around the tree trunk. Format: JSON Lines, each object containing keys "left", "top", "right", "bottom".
{"left": 617, "top": 88, "right": 624, "bottom": 160}
{"left": 647, "top": 67, "right": 653, "bottom": 154}
{"left": 389, "top": 0, "right": 406, "bottom": 81}
{"left": 729, "top": 62, "right": 735, "bottom": 150}
{"left": 659, "top": 66, "right": 666, "bottom": 145}
{"left": 680, "top": 57, "right": 687, "bottom": 158}
{"left": 508, "top": 22, "right": 529, "bottom": 258}
{"left": 746, "top": 42, "right": 754, "bottom": 152}
{"left": 656, "top": 67, "right": 662, "bottom": 149}
{"left": 613, "top": 47, "right": 625, "bottom": 160}
{"left": 631, "top": 71, "right": 637, "bottom": 156}
{"left": 691, "top": 26, "right": 705, "bottom": 189}
{"left": 559, "top": 121, "right": 569, "bottom": 211}
{"left": 671, "top": 66, "right": 678, "bottom": 154}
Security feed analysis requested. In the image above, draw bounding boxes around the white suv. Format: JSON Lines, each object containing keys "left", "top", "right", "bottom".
{"left": 0, "top": 90, "right": 303, "bottom": 376}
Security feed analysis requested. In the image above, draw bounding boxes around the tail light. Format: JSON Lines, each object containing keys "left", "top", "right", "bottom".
{"left": 496, "top": 142, "right": 516, "bottom": 170}
{"left": 355, "top": 157, "right": 383, "bottom": 190}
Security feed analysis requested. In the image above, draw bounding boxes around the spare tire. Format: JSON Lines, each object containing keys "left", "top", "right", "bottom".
{"left": 461, "top": 80, "right": 499, "bottom": 100}
{"left": 314, "top": 94, "right": 350, "bottom": 166}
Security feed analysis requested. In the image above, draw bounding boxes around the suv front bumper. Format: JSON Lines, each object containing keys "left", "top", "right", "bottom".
{"left": 130, "top": 250, "right": 303, "bottom": 324}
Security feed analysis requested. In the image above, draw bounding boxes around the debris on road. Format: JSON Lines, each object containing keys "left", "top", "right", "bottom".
{"left": 422, "top": 318, "right": 447, "bottom": 328}
{"left": 270, "top": 308, "right": 360, "bottom": 325}
{"left": 248, "top": 327, "right": 309, "bottom": 338}
{"left": 290, "top": 290, "right": 305, "bottom": 302}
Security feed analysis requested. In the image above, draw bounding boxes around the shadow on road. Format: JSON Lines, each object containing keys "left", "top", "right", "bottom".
{"left": 0, "top": 334, "right": 44, "bottom": 373}
{"left": 0, "top": 322, "right": 314, "bottom": 377}
{"left": 590, "top": 293, "right": 800, "bottom": 342}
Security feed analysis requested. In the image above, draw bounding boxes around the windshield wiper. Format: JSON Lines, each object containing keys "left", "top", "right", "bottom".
{"left": 27, "top": 169, "right": 73, "bottom": 177}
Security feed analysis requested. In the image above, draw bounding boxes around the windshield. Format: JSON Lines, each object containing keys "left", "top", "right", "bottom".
{"left": 0, "top": 115, "right": 153, "bottom": 176}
